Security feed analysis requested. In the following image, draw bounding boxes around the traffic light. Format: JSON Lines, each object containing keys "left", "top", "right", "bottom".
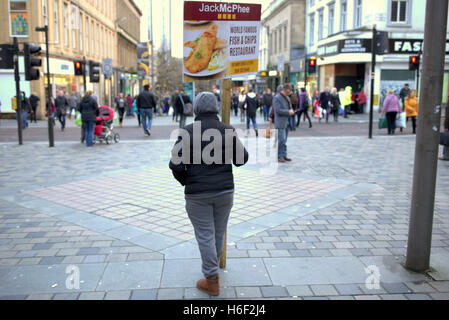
{"left": 89, "top": 60, "right": 100, "bottom": 83}
{"left": 307, "top": 58, "right": 317, "bottom": 73}
{"left": 24, "top": 43, "right": 42, "bottom": 81}
{"left": 74, "top": 60, "right": 84, "bottom": 76}
{"left": 409, "top": 56, "right": 420, "bottom": 71}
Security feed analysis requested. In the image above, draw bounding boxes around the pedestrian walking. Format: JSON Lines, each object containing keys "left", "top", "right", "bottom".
{"left": 55, "top": 90, "right": 68, "bottom": 131}
{"left": 342, "top": 86, "right": 352, "bottom": 119}
{"left": 231, "top": 93, "right": 239, "bottom": 117}
{"left": 399, "top": 84, "right": 411, "bottom": 106}
{"left": 262, "top": 89, "right": 273, "bottom": 122}
{"left": 404, "top": 90, "right": 418, "bottom": 134}
{"left": 172, "top": 89, "right": 180, "bottom": 122}
{"left": 20, "top": 92, "right": 32, "bottom": 129}
{"left": 78, "top": 91, "right": 99, "bottom": 147}
{"left": 116, "top": 93, "right": 126, "bottom": 128}
{"left": 68, "top": 92, "right": 79, "bottom": 120}
{"left": 329, "top": 88, "right": 341, "bottom": 122}
{"left": 126, "top": 94, "right": 135, "bottom": 117}
{"left": 273, "top": 84, "right": 295, "bottom": 163}
{"left": 244, "top": 89, "right": 259, "bottom": 137}
{"left": 440, "top": 104, "right": 449, "bottom": 161}
{"left": 297, "top": 88, "right": 312, "bottom": 128}
{"left": 169, "top": 92, "right": 249, "bottom": 296}
{"left": 29, "top": 93, "right": 40, "bottom": 124}
{"left": 175, "top": 89, "right": 192, "bottom": 128}
{"left": 133, "top": 95, "right": 141, "bottom": 127}
{"left": 319, "top": 87, "right": 331, "bottom": 124}
{"left": 382, "top": 89, "right": 402, "bottom": 135}
{"left": 358, "top": 89, "right": 367, "bottom": 114}
{"left": 136, "top": 85, "right": 157, "bottom": 136}
{"left": 289, "top": 88, "right": 299, "bottom": 131}
{"left": 238, "top": 91, "right": 246, "bottom": 123}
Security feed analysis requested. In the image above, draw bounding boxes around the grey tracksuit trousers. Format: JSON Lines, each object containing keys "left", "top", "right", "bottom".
{"left": 185, "top": 191, "right": 234, "bottom": 278}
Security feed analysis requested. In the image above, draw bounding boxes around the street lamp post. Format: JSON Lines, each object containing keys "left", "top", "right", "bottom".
{"left": 36, "top": 25, "right": 54, "bottom": 148}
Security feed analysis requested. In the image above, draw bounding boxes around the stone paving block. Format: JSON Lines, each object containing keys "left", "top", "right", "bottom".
{"left": 0, "top": 295, "right": 27, "bottom": 300}
{"left": 288, "top": 250, "right": 312, "bottom": 257}
{"left": 334, "top": 284, "right": 364, "bottom": 296}
{"left": 78, "top": 292, "right": 106, "bottom": 300}
{"left": 157, "top": 288, "right": 184, "bottom": 300}
{"left": 184, "top": 288, "right": 210, "bottom": 299}
{"left": 360, "top": 256, "right": 426, "bottom": 283}
{"left": 39, "top": 256, "right": 64, "bottom": 265}
{"left": 404, "top": 281, "right": 436, "bottom": 293}
{"left": 430, "top": 293, "right": 449, "bottom": 300}
{"left": 274, "top": 242, "right": 296, "bottom": 250}
{"left": 269, "top": 250, "right": 291, "bottom": 257}
{"left": 329, "top": 296, "right": 355, "bottom": 300}
{"left": 429, "top": 281, "right": 449, "bottom": 293}
{"left": 83, "top": 255, "right": 106, "bottom": 263}
{"left": 129, "top": 233, "right": 183, "bottom": 251}
{"left": 130, "top": 289, "right": 158, "bottom": 300}
{"left": 354, "top": 295, "right": 381, "bottom": 300}
{"left": 18, "top": 257, "right": 42, "bottom": 266}
{"left": 260, "top": 286, "right": 289, "bottom": 298}
{"left": 310, "top": 285, "right": 339, "bottom": 296}
{"left": 104, "top": 291, "right": 132, "bottom": 300}
{"left": 62, "top": 256, "right": 85, "bottom": 264}
{"left": 15, "top": 250, "right": 37, "bottom": 258}
{"left": 235, "top": 287, "right": 263, "bottom": 298}
{"left": 265, "top": 257, "right": 368, "bottom": 286}
{"left": 248, "top": 250, "right": 270, "bottom": 258}
{"left": 52, "top": 293, "right": 80, "bottom": 300}
{"left": 210, "top": 287, "right": 237, "bottom": 299}
{"left": 78, "top": 247, "right": 101, "bottom": 255}
{"left": 127, "top": 252, "right": 164, "bottom": 261}
{"left": 286, "top": 285, "right": 314, "bottom": 297}
{"left": 104, "top": 225, "right": 148, "bottom": 241}
{"left": 405, "top": 294, "right": 432, "bottom": 300}
{"left": 380, "top": 294, "right": 408, "bottom": 300}
{"left": 97, "top": 261, "right": 163, "bottom": 291}
{"left": 26, "top": 293, "right": 54, "bottom": 300}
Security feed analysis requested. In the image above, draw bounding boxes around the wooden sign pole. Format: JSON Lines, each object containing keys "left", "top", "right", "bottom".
{"left": 219, "top": 78, "right": 232, "bottom": 269}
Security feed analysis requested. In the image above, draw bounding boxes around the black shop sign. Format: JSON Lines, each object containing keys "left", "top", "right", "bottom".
{"left": 318, "top": 39, "right": 372, "bottom": 57}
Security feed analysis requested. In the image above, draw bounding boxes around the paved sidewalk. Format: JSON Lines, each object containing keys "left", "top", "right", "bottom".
{"left": 0, "top": 135, "right": 448, "bottom": 300}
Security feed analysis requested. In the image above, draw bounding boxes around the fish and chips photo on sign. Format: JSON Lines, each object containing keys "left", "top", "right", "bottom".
{"left": 183, "top": 1, "right": 261, "bottom": 81}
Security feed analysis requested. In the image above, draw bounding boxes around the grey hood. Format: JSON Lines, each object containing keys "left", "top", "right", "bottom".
{"left": 194, "top": 92, "right": 219, "bottom": 115}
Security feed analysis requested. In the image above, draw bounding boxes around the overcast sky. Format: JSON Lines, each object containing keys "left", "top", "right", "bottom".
{"left": 150, "top": 0, "right": 272, "bottom": 58}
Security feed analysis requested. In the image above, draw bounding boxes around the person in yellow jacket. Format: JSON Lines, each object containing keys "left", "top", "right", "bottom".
{"left": 404, "top": 90, "right": 418, "bottom": 134}
{"left": 343, "top": 86, "right": 352, "bottom": 118}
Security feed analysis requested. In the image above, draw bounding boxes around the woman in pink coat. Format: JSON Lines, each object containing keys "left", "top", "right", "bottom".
{"left": 382, "top": 90, "right": 402, "bottom": 135}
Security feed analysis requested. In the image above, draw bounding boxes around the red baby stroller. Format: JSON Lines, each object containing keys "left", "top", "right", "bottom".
{"left": 94, "top": 105, "right": 120, "bottom": 144}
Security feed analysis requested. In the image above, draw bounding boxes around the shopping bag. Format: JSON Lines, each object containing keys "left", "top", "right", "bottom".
{"left": 339, "top": 106, "right": 345, "bottom": 116}
{"left": 75, "top": 111, "right": 82, "bottom": 126}
{"left": 378, "top": 117, "right": 388, "bottom": 129}
{"left": 114, "top": 112, "right": 119, "bottom": 124}
{"left": 396, "top": 112, "right": 407, "bottom": 129}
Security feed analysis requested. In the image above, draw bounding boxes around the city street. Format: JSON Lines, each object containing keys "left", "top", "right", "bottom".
{"left": 0, "top": 112, "right": 417, "bottom": 143}
{"left": 0, "top": 133, "right": 448, "bottom": 300}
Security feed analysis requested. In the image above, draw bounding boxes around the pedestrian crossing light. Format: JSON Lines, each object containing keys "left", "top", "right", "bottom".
{"left": 307, "top": 58, "right": 317, "bottom": 73}
{"left": 89, "top": 60, "right": 100, "bottom": 83}
{"left": 409, "top": 56, "right": 420, "bottom": 71}
{"left": 24, "top": 43, "right": 42, "bottom": 81}
{"left": 74, "top": 60, "right": 84, "bottom": 76}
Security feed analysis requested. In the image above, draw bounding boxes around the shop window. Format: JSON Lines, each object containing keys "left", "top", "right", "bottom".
{"left": 9, "top": 0, "right": 29, "bottom": 37}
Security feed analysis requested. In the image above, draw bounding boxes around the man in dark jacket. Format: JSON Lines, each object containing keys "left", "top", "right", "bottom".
{"left": 273, "top": 84, "right": 295, "bottom": 163}
{"left": 137, "top": 85, "right": 157, "bottom": 136}
{"left": 29, "top": 93, "right": 40, "bottom": 123}
{"left": 169, "top": 92, "right": 248, "bottom": 296}
{"left": 55, "top": 90, "right": 69, "bottom": 131}
{"left": 20, "top": 92, "right": 32, "bottom": 129}
{"left": 175, "top": 89, "right": 192, "bottom": 128}
{"left": 171, "top": 89, "right": 180, "bottom": 122}
{"left": 297, "top": 88, "right": 312, "bottom": 128}
{"left": 78, "top": 91, "right": 99, "bottom": 147}
{"left": 244, "top": 89, "right": 259, "bottom": 137}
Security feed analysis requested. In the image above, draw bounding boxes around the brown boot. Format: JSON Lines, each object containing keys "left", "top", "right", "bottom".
{"left": 196, "top": 275, "right": 219, "bottom": 296}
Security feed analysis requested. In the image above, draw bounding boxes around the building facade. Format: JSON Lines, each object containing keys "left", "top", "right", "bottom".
{"left": 261, "top": 0, "right": 307, "bottom": 91}
{"left": 0, "top": 0, "right": 141, "bottom": 118}
{"left": 306, "top": 0, "right": 449, "bottom": 111}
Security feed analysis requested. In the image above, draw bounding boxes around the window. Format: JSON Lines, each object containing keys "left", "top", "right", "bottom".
{"left": 340, "top": 1, "right": 347, "bottom": 31}
{"left": 9, "top": 0, "right": 29, "bottom": 37}
{"left": 71, "top": 5, "right": 77, "bottom": 50}
{"left": 284, "top": 25, "right": 287, "bottom": 51}
{"left": 79, "top": 13, "right": 83, "bottom": 51}
{"left": 63, "top": 3, "right": 68, "bottom": 47}
{"left": 43, "top": 0, "right": 48, "bottom": 26}
{"left": 390, "top": 0, "right": 409, "bottom": 24}
{"left": 328, "top": 3, "right": 334, "bottom": 35}
{"left": 318, "top": 9, "right": 324, "bottom": 40}
{"left": 96, "top": 24, "right": 100, "bottom": 56}
{"left": 354, "top": 0, "right": 363, "bottom": 28}
{"left": 91, "top": 21, "right": 95, "bottom": 56}
{"left": 279, "top": 28, "right": 282, "bottom": 53}
{"left": 309, "top": 14, "right": 315, "bottom": 46}
{"left": 54, "top": 0, "right": 59, "bottom": 43}
{"left": 274, "top": 30, "right": 277, "bottom": 54}
{"left": 85, "top": 17, "right": 89, "bottom": 54}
